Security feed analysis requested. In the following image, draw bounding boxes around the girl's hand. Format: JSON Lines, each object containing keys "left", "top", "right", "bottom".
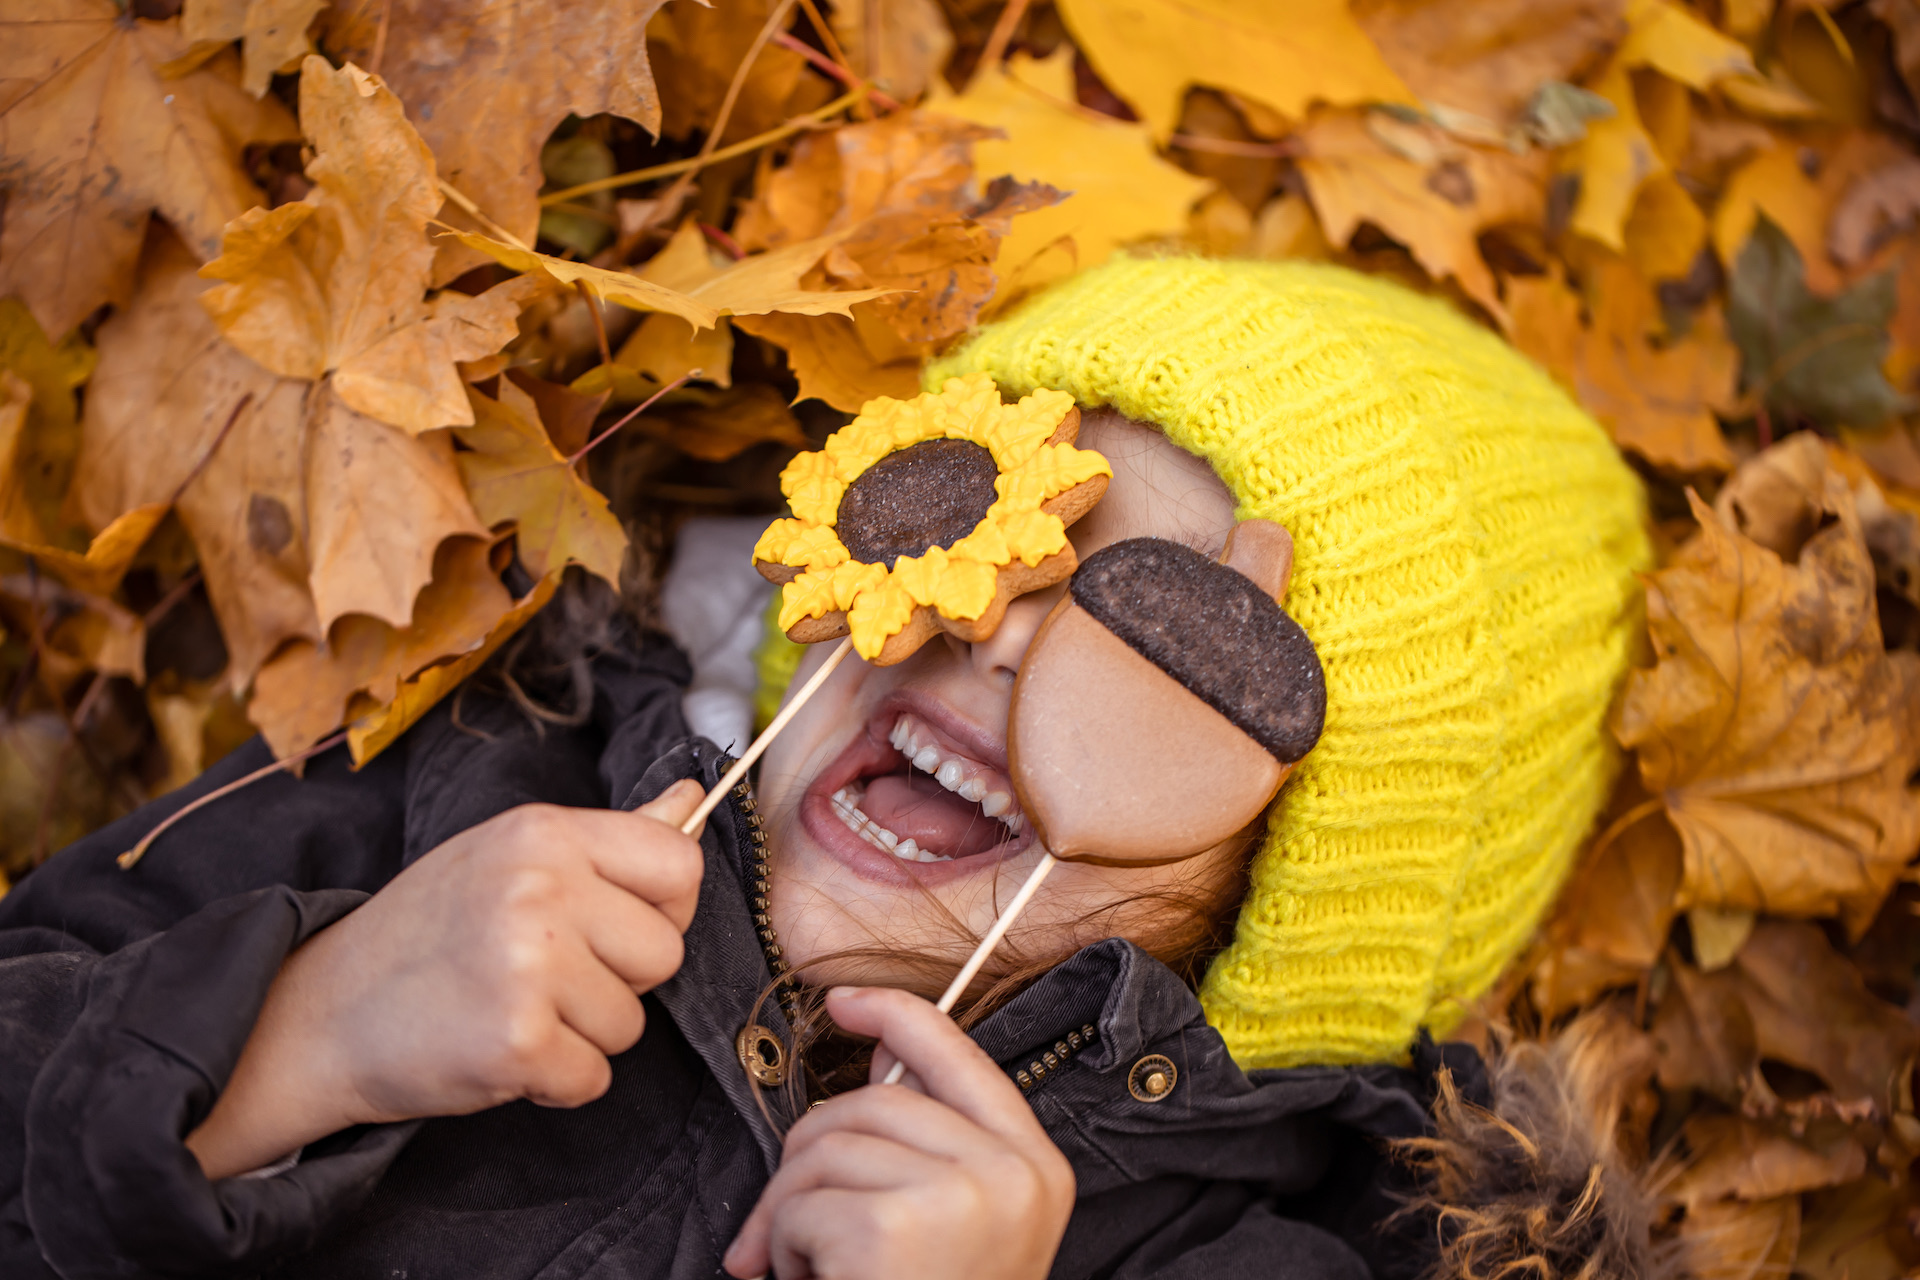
{"left": 185, "top": 780, "right": 707, "bottom": 1180}
{"left": 724, "top": 986, "right": 1076, "bottom": 1280}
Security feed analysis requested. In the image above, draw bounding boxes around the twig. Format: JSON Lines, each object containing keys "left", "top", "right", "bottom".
{"left": 370, "top": 0, "right": 393, "bottom": 78}
{"left": 119, "top": 730, "right": 349, "bottom": 869}
{"left": 646, "top": 0, "right": 801, "bottom": 232}
{"left": 143, "top": 568, "right": 204, "bottom": 631}
{"left": 437, "top": 178, "right": 529, "bottom": 250}
{"left": 794, "top": 0, "right": 856, "bottom": 85}
{"left": 577, "top": 281, "right": 614, "bottom": 368}
{"left": 879, "top": 853, "right": 1058, "bottom": 1085}
{"left": 679, "top": 637, "right": 854, "bottom": 836}
{"left": 539, "top": 90, "right": 863, "bottom": 206}
{"left": 699, "top": 222, "right": 747, "bottom": 260}
{"left": 773, "top": 32, "right": 902, "bottom": 111}
{"left": 973, "top": 0, "right": 1034, "bottom": 87}
{"left": 173, "top": 394, "right": 251, "bottom": 504}
{"left": 1168, "top": 133, "right": 1298, "bottom": 158}
{"left": 569, "top": 371, "right": 698, "bottom": 465}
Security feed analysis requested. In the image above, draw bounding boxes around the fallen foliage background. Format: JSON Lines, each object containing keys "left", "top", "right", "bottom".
{"left": 8, "top": 0, "right": 1920, "bottom": 1271}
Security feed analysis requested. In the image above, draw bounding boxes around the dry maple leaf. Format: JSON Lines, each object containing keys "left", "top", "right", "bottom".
{"left": 1506, "top": 261, "right": 1736, "bottom": 472}
{"left": 249, "top": 536, "right": 514, "bottom": 758}
{"left": 1294, "top": 108, "right": 1548, "bottom": 322}
{"left": 323, "top": 0, "right": 672, "bottom": 282}
{"left": 76, "top": 228, "right": 319, "bottom": 687}
{"left": 1614, "top": 454, "right": 1920, "bottom": 936}
{"left": 200, "top": 57, "right": 532, "bottom": 439}
{"left": 0, "top": 0, "right": 299, "bottom": 340}
{"left": 455, "top": 380, "right": 627, "bottom": 585}
{"left": 182, "top": 0, "right": 327, "bottom": 97}
{"left": 447, "top": 223, "right": 895, "bottom": 336}
{"left": 927, "top": 50, "right": 1215, "bottom": 290}
{"left": 831, "top": 0, "right": 955, "bottom": 102}
{"left": 1054, "top": 0, "right": 1414, "bottom": 139}
{"left": 736, "top": 111, "right": 1064, "bottom": 344}
{"left": 1566, "top": 0, "right": 1755, "bottom": 253}
{"left": 1350, "top": 0, "right": 1627, "bottom": 127}
{"left": 729, "top": 109, "right": 1063, "bottom": 410}
{"left": 650, "top": 0, "right": 819, "bottom": 144}
{"left": 1529, "top": 780, "right": 1683, "bottom": 1017}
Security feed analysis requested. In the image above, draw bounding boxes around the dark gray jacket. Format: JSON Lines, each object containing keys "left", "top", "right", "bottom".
{"left": 0, "top": 631, "right": 1483, "bottom": 1279}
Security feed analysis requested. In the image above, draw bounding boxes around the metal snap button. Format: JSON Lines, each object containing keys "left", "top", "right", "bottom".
{"left": 1128, "top": 1054, "right": 1177, "bottom": 1102}
{"left": 737, "top": 1023, "right": 786, "bottom": 1087}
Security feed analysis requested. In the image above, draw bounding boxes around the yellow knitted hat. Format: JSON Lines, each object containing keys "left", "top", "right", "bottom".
{"left": 926, "top": 256, "right": 1652, "bottom": 1069}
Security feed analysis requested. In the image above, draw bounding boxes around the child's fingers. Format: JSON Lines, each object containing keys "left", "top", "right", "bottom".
{"left": 725, "top": 1129, "right": 936, "bottom": 1276}
{"left": 636, "top": 776, "right": 705, "bottom": 833}
{"left": 782, "top": 1086, "right": 1007, "bottom": 1169}
{"left": 828, "top": 986, "right": 1045, "bottom": 1144}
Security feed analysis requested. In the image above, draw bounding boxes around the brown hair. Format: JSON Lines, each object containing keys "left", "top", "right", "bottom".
{"left": 752, "top": 823, "right": 1259, "bottom": 1119}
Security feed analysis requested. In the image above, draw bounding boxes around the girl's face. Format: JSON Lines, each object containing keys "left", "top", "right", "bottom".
{"left": 757, "top": 412, "right": 1253, "bottom": 992}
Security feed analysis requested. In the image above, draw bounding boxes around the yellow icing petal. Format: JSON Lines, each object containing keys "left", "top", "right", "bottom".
{"left": 890, "top": 547, "right": 950, "bottom": 607}
{"left": 946, "top": 520, "right": 1011, "bottom": 567}
{"left": 930, "top": 555, "right": 999, "bottom": 620}
{"left": 848, "top": 579, "right": 916, "bottom": 659}
{"left": 995, "top": 508, "right": 1069, "bottom": 567}
{"left": 778, "top": 569, "right": 840, "bottom": 631}
{"left": 754, "top": 519, "right": 849, "bottom": 569}
{"left": 997, "top": 443, "right": 1112, "bottom": 508}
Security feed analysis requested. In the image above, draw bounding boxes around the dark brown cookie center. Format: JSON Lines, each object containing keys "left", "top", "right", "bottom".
{"left": 1069, "top": 538, "right": 1326, "bottom": 763}
{"left": 835, "top": 439, "right": 999, "bottom": 569}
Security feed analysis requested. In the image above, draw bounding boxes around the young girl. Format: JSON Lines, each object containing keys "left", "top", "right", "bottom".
{"left": 0, "top": 257, "right": 1648, "bottom": 1280}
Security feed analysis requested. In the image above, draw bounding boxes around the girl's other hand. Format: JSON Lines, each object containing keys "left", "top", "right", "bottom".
{"left": 184, "top": 779, "right": 707, "bottom": 1180}
{"left": 723, "top": 986, "right": 1075, "bottom": 1280}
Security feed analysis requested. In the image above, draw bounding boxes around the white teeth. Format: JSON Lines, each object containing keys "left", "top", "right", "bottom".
{"left": 875, "top": 712, "right": 1033, "bottom": 846}
{"left": 828, "top": 785, "right": 951, "bottom": 863}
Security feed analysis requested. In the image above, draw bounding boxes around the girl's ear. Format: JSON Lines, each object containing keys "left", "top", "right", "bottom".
{"left": 1220, "top": 519, "right": 1294, "bottom": 600}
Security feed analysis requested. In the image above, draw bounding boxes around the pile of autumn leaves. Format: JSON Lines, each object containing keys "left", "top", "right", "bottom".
{"left": 11, "top": 0, "right": 1920, "bottom": 1272}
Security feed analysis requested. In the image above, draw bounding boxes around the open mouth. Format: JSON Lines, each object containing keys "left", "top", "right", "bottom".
{"left": 801, "top": 701, "right": 1032, "bottom": 879}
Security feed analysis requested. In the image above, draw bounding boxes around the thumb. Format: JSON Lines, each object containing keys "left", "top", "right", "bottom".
{"left": 637, "top": 776, "right": 707, "bottom": 837}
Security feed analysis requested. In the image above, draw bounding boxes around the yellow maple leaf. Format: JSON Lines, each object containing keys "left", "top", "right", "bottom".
{"left": 1565, "top": 0, "right": 1754, "bottom": 251}
{"left": 1295, "top": 108, "right": 1549, "bottom": 322}
{"left": 1054, "top": 0, "right": 1414, "bottom": 139}
{"left": 455, "top": 380, "right": 627, "bottom": 585}
{"left": 0, "top": 1, "right": 299, "bottom": 339}
{"left": 927, "top": 50, "right": 1215, "bottom": 288}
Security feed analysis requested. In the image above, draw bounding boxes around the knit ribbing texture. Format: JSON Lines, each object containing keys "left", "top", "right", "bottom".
{"left": 929, "top": 257, "right": 1650, "bottom": 1069}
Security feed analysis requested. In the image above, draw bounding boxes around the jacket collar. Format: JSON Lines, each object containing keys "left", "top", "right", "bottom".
{"left": 621, "top": 739, "right": 1453, "bottom": 1190}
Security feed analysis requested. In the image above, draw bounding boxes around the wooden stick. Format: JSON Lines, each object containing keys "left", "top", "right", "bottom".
{"left": 680, "top": 636, "right": 854, "bottom": 836}
{"left": 120, "top": 731, "right": 350, "bottom": 869}
{"left": 880, "top": 852, "right": 1057, "bottom": 1086}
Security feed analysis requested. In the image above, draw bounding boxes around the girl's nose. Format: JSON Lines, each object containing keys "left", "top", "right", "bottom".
{"left": 958, "top": 580, "right": 1068, "bottom": 685}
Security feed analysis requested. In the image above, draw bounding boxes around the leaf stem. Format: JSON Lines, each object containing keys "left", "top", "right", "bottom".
{"left": 568, "top": 371, "right": 699, "bottom": 466}
{"left": 772, "top": 32, "right": 902, "bottom": 111}
{"left": 119, "top": 730, "right": 351, "bottom": 869}
{"left": 437, "top": 179, "right": 529, "bottom": 250}
{"left": 576, "top": 281, "right": 614, "bottom": 368}
{"left": 538, "top": 89, "right": 864, "bottom": 207}
{"left": 973, "top": 0, "right": 1035, "bottom": 88}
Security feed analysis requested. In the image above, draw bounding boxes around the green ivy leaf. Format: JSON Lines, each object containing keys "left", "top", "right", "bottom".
{"left": 1726, "top": 214, "right": 1912, "bottom": 429}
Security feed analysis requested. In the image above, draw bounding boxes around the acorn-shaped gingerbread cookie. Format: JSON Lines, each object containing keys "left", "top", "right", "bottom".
{"left": 1008, "top": 519, "right": 1325, "bottom": 865}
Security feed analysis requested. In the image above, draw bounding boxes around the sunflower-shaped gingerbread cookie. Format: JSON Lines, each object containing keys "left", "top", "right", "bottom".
{"left": 753, "top": 373, "right": 1112, "bottom": 665}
